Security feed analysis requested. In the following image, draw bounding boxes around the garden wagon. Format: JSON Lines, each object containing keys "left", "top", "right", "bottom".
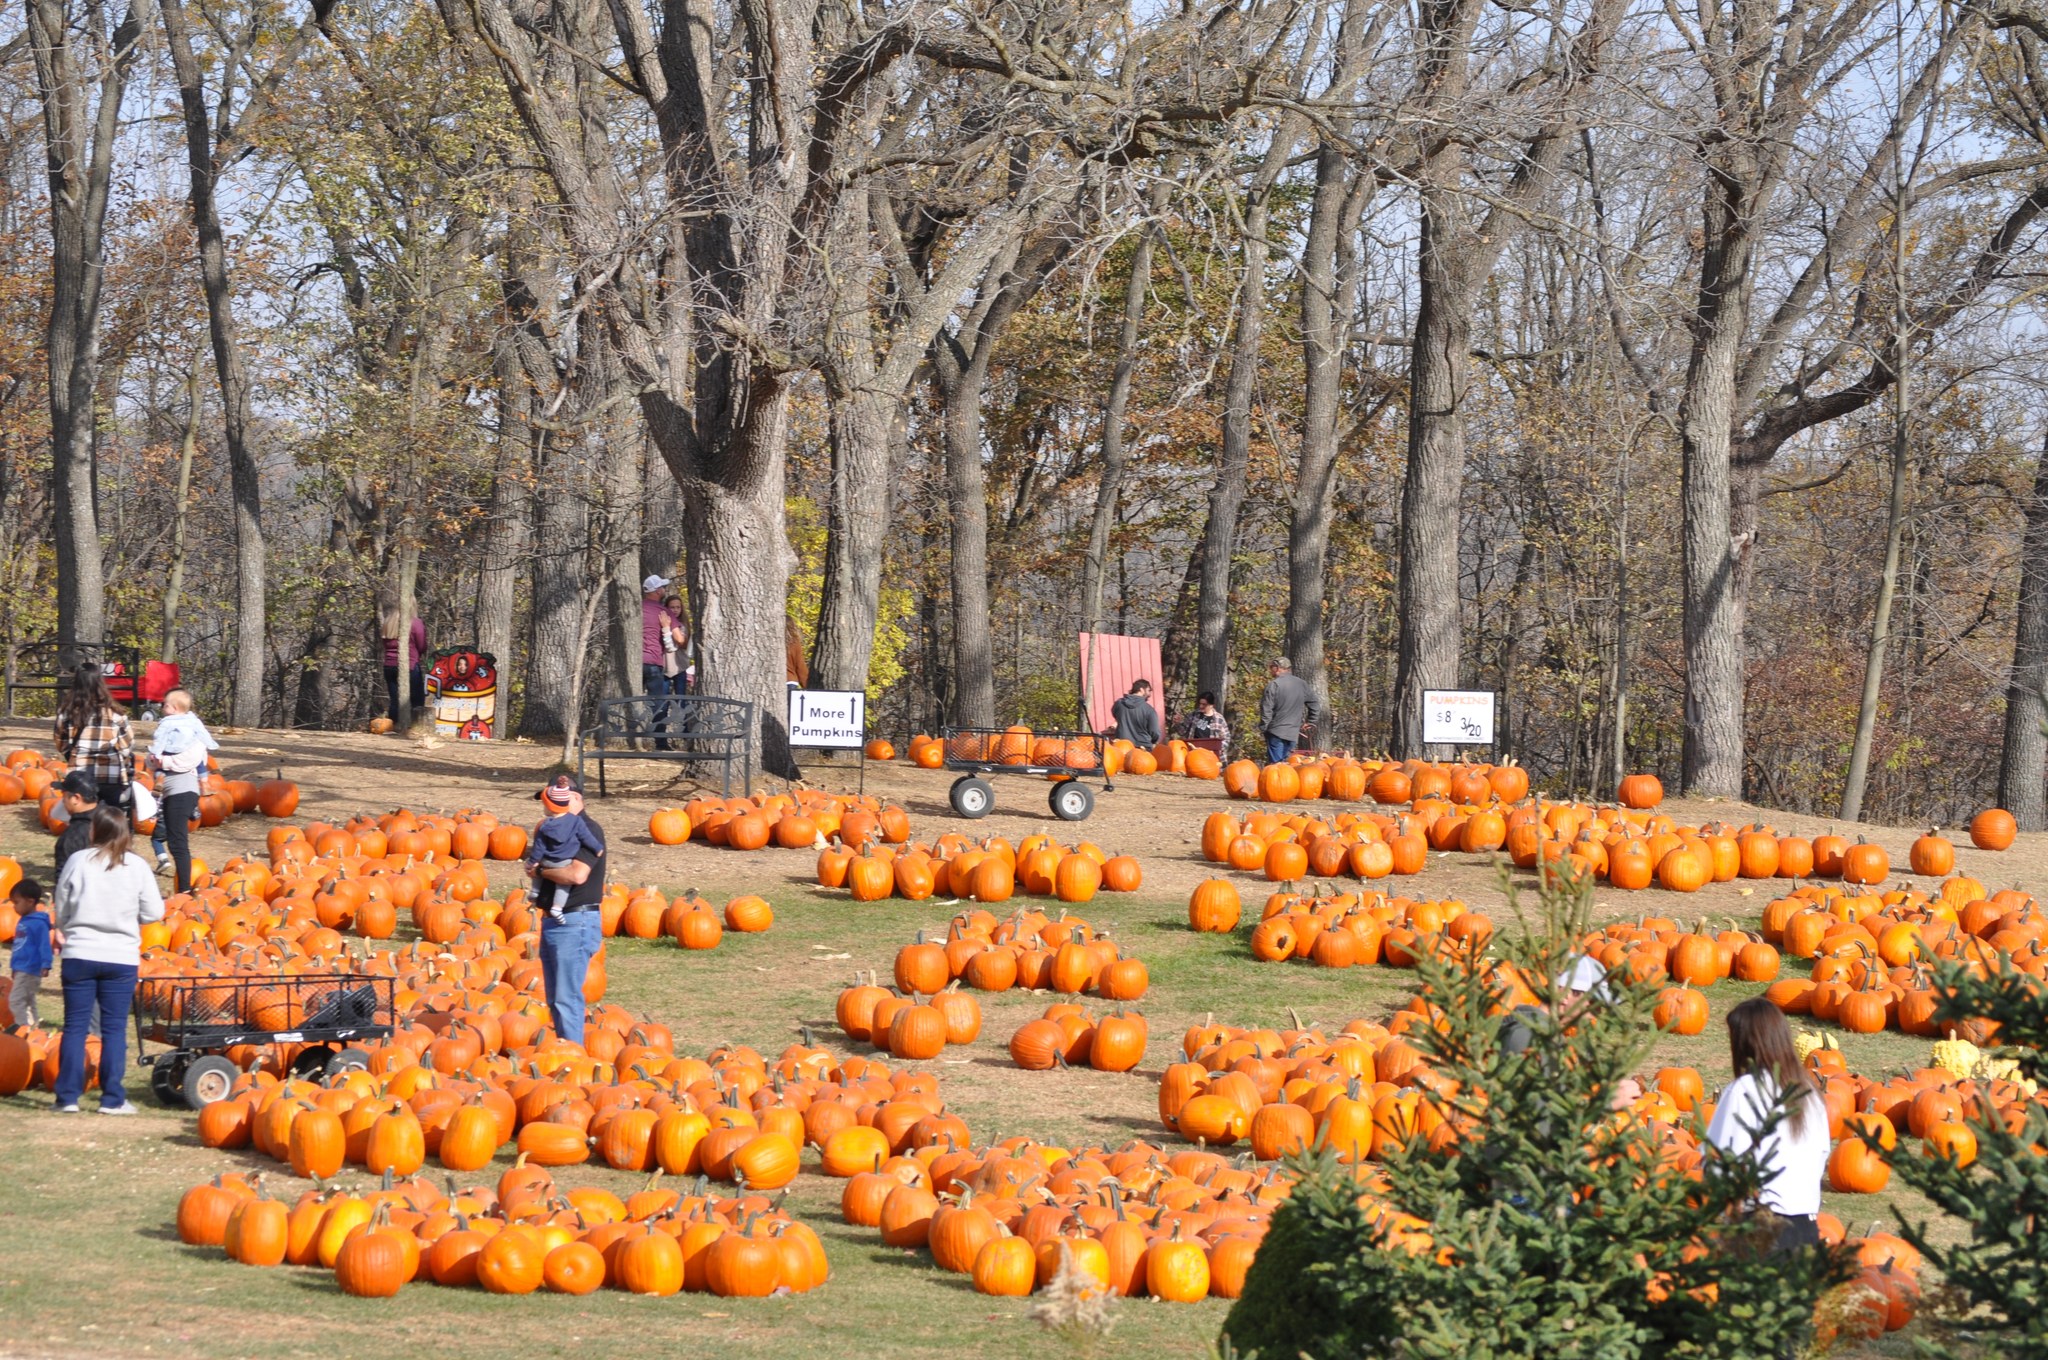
{"left": 938, "top": 725, "right": 1113, "bottom": 821}
{"left": 133, "top": 973, "right": 395, "bottom": 1108}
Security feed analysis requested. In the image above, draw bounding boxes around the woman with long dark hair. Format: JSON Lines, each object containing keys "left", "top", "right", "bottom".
{"left": 1706, "top": 997, "right": 1830, "bottom": 1251}
{"left": 53, "top": 664, "right": 133, "bottom": 810}
{"left": 51, "top": 805, "right": 164, "bottom": 1113}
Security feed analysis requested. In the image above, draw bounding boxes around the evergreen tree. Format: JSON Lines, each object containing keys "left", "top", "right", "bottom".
{"left": 1889, "top": 964, "right": 2048, "bottom": 1359}
{"left": 1223, "top": 870, "right": 1847, "bottom": 1360}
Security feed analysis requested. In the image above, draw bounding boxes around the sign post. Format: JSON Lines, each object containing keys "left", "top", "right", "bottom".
{"left": 1420, "top": 689, "right": 1498, "bottom": 757}
{"left": 786, "top": 688, "right": 869, "bottom": 791}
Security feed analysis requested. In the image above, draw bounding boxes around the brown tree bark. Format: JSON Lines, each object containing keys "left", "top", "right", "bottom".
{"left": 2001, "top": 434, "right": 2048, "bottom": 830}
{"left": 1390, "top": 0, "right": 1621, "bottom": 757}
{"left": 159, "top": 0, "right": 272, "bottom": 725}
{"left": 1197, "top": 128, "right": 1297, "bottom": 706}
{"left": 29, "top": 0, "right": 146, "bottom": 657}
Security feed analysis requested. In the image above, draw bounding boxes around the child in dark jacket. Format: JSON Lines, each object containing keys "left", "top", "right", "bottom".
{"left": 8, "top": 879, "right": 51, "bottom": 1028}
{"left": 526, "top": 781, "right": 603, "bottom": 918}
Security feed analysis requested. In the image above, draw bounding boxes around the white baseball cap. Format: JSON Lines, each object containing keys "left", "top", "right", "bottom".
{"left": 642, "top": 574, "right": 672, "bottom": 592}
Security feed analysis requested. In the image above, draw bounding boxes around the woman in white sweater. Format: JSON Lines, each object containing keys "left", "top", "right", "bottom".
{"left": 51, "top": 806, "right": 165, "bottom": 1114}
{"left": 1706, "top": 997, "right": 1831, "bottom": 1252}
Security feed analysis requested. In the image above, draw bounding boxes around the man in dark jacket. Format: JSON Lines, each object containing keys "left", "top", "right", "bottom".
{"left": 1108, "top": 679, "right": 1162, "bottom": 749}
{"left": 51, "top": 772, "right": 101, "bottom": 880}
{"left": 1258, "top": 658, "right": 1321, "bottom": 764}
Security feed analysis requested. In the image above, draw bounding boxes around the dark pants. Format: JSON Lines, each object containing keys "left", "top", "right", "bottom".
{"left": 539, "top": 910, "right": 602, "bottom": 1046}
{"left": 157, "top": 790, "right": 198, "bottom": 893}
{"left": 56, "top": 958, "right": 136, "bottom": 1107}
{"left": 1265, "top": 735, "right": 1295, "bottom": 766}
{"left": 1770, "top": 1213, "right": 1820, "bottom": 1254}
{"left": 383, "top": 665, "right": 425, "bottom": 719}
{"left": 93, "top": 779, "right": 130, "bottom": 811}
{"left": 643, "top": 664, "right": 672, "bottom": 748}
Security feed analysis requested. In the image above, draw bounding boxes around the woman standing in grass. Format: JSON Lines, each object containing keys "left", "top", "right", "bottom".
{"left": 51, "top": 807, "right": 164, "bottom": 1114}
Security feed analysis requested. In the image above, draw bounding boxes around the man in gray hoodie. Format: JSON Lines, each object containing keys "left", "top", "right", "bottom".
{"left": 1107, "top": 679, "right": 1162, "bottom": 749}
{"left": 1258, "top": 657, "right": 1320, "bottom": 765}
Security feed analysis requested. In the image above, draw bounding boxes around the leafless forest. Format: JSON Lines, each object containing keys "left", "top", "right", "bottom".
{"left": 1, "top": 0, "right": 2046, "bottom": 824}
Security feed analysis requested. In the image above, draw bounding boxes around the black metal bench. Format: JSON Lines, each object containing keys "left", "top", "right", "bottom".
{"left": 576, "top": 694, "right": 755, "bottom": 797}
{"left": 4, "top": 640, "right": 143, "bottom": 717}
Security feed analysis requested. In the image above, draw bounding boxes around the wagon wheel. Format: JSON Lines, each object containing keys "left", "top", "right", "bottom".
{"left": 325, "top": 1047, "right": 373, "bottom": 1078}
{"left": 149, "top": 1054, "right": 187, "bottom": 1107}
{"left": 288, "top": 1044, "right": 337, "bottom": 1080}
{"left": 949, "top": 776, "right": 995, "bottom": 820}
{"left": 1049, "top": 780, "right": 1095, "bottom": 822}
{"left": 181, "top": 1056, "right": 239, "bottom": 1110}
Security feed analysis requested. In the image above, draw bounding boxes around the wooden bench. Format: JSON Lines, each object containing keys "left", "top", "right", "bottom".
{"left": 575, "top": 694, "right": 755, "bottom": 797}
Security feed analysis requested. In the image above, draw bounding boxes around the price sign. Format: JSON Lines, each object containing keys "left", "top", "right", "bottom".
{"left": 1421, "top": 690, "right": 1496, "bottom": 746}
{"left": 787, "top": 689, "right": 867, "bottom": 749}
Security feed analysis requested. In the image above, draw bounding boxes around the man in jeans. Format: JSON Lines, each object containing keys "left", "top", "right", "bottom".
{"left": 641, "top": 574, "right": 678, "bottom": 748}
{"left": 532, "top": 774, "right": 606, "bottom": 1046}
{"left": 1258, "top": 657, "right": 1321, "bottom": 765}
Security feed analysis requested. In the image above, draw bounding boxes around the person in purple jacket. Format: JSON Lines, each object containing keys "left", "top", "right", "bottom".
{"left": 376, "top": 592, "right": 430, "bottom": 722}
{"left": 8, "top": 878, "right": 51, "bottom": 1028}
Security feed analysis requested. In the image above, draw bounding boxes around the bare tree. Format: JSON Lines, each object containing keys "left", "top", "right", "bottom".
{"left": 1390, "top": 0, "right": 1624, "bottom": 757}
{"left": 2000, "top": 434, "right": 2048, "bottom": 829}
{"left": 28, "top": 0, "right": 147, "bottom": 655}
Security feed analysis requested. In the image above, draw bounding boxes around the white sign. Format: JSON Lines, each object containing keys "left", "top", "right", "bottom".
{"left": 1422, "top": 689, "right": 1496, "bottom": 745}
{"left": 787, "top": 689, "right": 866, "bottom": 749}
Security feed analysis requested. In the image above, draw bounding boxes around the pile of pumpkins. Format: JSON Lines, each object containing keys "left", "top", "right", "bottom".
{"left": 1198, "top": 881, "right": 1493, "bottom": 971}
{"left": 903, "top": 730, "right": 1216, "bottom": 780}
{"left": 818, "top": 831, "right": 1140, "bottom": 905}
{"left": 890, "top": 909, "right": 1150, "bottom": 999}
{"left": 836, "top": 1129, "right": 1288, "bottom": 1302}
{"left": 181, "top": 1165, "right": 827, "bottom": 1298}
{"left": 832, "top": 974, "right": 984, "bottom": 1061}
{"left": 1758, "top": 877, "right": 2047, "bottom": 1034}
{"left": 126, "top": 802, "right": 1013, "bottom": 1300}
{"left": 646, "top": 790, "right": 913, "bottom": 852}
{"left": 1007, "top": 1003, "right": 1151, "bottom": 1073}
{"left": 1197, "top": 800, "right": 2012, "bottom": 897}
{"left": 2, "top": 745, "right": 300, "bottom": 835}
{"left": 1224, "top": 758, "right": 1530, "bottom": 806}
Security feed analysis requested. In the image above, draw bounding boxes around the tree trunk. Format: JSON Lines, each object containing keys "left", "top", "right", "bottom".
{"left": 929, "top": 233, "right": 1076, "bottom": 727}
{"left": 655, "top": 392, "right": 796, "bottom": 777}
{"left": 160, "top": 0, "right": 267, "bottom": 725}
{"left": 812, "top": 384, "right": 896, "bottom": 693}
{"left": 1078, "top": 208, "right": 1161, "bottom": 721}
{"left": 1197, "top": 133, "right": 1294, "bottom": 705}
{"left": 1999, "top": 434, "right": 2048, "bottom": 830}
{"left": 1287, "top": 144, "right": 1371, "bottom": 723}
{"left": 519, "top": 441, "right": 586, "bottom": 738}
{"left": 1390, "top": 185, "right": 1475, "bottom": 757}
{"left": 160, "top": 362, "right": 200, "bottom": 666}
{"left": 292, "top": 513, "right": 351, "bottom": 728}
{"left": 474, "top": 368, "right": 529, "bottom": 672}
{"left": 394, "top": 539, "right": 420, "bottom": 731}
{"left": 30, "top": 0, "right": 144, "bottom": 656}
{"left": 1840, "top": 321, "right": 1913, "bottom": 822}
{"left": 604, "top": 427, "right": 643, "bottom": 700}
{"left": 939, "top": 354, "right": 997, "bottom": 726}
{"left": 1676, "top": 174, "right": 1758, "bottom": 798}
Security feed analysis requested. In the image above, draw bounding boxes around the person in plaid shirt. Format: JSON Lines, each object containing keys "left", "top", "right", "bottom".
{"left": 53, "top": 664, "right": 134, "bottom": 809}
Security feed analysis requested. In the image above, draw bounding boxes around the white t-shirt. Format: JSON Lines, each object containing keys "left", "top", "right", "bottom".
{"left": 1705, "top": 1072, "right": 1829, "bottom": 1216}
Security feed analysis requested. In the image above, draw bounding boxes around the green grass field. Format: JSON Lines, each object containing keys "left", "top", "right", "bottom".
{"left": 0, "top": 727, "right": 2001, "bottom": 1358}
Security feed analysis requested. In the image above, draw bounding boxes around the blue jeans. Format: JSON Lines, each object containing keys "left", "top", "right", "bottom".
{"left": 1266, "top": 735, "right": 1295, "bottom": 765}
{"left": 539, "top": 910, "right": 602, "bottom": 1046}
{"left": 57, "top": 958, "right": 136, "bottom": 1107}
{"left": 643, "top": 664, "right": 672, "bottom": 747}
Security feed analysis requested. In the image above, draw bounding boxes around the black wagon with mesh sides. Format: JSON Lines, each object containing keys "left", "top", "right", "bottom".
{"left": 133, "top": 972, "right": 395, "bottom": 1108}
